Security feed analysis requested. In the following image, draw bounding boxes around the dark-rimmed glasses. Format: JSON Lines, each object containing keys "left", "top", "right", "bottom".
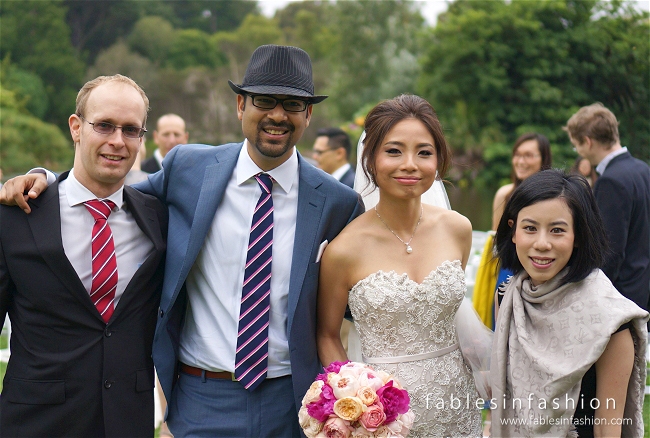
{"left": 78, "top": 114, "right": 147, "bottom": 139}
{"left": 246, "top": 94, "right": 309, "bottom": 113}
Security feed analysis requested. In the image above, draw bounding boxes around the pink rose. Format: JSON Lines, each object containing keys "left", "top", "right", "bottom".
{"left": 377, "top": 381, "right": 410, "bottom": 423}
{"left": 322, "top": 417, "right": 354, "bottom": 438}
{"left": 358, "top": 403, "right": 386, "bottom": 432}
{"left": 357, "top": 371, "right": 384, "bottom": 392}
{"left": 307, "top": 384, "right": 336, "bottom": 422}
{"left": 338, "top": 362, "right": 366, "bottom": 378}
{"left": 323, "top": 360, "right": 350, "bottom": 374}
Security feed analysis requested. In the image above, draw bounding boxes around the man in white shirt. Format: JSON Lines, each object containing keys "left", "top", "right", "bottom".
{"left": 0, "top": 75, "right": 167, "bottom": 437}
{"left": 312, "top": 127, "right": 355, "bottom": 188}
{"left": 0, "top": 46, "right": 362, "bottom": 437}
{"left": 141, "top": 113, "right": 189, "bottom": 173}
{"left": 565, "top": 103, "right": 650, "bottom": 310}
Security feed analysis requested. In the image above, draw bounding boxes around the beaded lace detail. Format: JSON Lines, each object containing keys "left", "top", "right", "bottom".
{"left": 349, "top": 260, "right": 482, "bottom": 437}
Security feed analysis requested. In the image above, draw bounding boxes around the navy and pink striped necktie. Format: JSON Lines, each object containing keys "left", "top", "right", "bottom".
{"left": 84, "top": 199, "right": 118, "bottom": 323}
{"left": 235, "top": 173, "right": 274, "bottom": 391}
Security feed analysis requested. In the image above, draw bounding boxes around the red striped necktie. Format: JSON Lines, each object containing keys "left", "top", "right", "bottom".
{"left": 235, "top": 173, "right": 273, "bottom": 391}
{"left": 83, "top": 199, "right": 118, "bottom": 323}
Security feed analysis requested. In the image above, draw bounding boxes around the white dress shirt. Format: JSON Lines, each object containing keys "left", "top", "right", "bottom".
{"left": 153, "top": 149, "right": 164, "bottom": 169}
{"left": 178, "top": 141, "right": 299, "bottom": 377}
{"left": 596, "top": 146, "right": 628, "bottom": 175}
{"left": 60, "top": 170, "right": 155, "bottom": 307}
{"left": 331, "top": 162, "right": 351, "bottom": 182}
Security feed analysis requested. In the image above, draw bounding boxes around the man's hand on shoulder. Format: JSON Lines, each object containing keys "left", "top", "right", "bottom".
{"left": 0, "top": 173, "right": 48, "bottom": 213}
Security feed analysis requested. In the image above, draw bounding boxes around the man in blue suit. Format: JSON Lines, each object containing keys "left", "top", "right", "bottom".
{"left": 0, "top": 45, "right": 363, "bottom": 436}
{"left": 144, "top": 45, "right": 363, "bottom": 436}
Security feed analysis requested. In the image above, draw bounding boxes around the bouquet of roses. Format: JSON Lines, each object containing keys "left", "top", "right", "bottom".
{"left": 299, "top": 361, "right": 415, "bottom": 438}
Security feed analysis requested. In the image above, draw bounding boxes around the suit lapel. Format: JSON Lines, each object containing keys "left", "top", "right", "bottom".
{"left": 111, "top": 187, "right": 166, "bottom": 319}
{"left": 27, "top": 173, "right": 99, "bottom": 317}
{"left": 178, "top": 144, "right": 241, "bottom": 288}
{"left": 123, "top": 186, "right": 165, "bottom": 251}
{"left": 287, "top": 157, "right": 325, "bottom": 336}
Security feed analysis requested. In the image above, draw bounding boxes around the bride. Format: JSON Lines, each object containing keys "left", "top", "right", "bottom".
{"left": 316, "top": 94, "right": 484, "bottom": 437}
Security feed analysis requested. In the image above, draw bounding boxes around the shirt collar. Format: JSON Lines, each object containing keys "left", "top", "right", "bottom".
{"left": 65, "top": 169, "right": 124, "bottom": 210}
{"left": 596, "top": 146, "right": 627, "bottom": 175}
{"left": 331, "top": 163, "right": 351, "bottom": 181}
{"left": 235, "top": 139, "right": 298, "bottom": 194}
{"left": 154, "top": 149, "right": 164, "bottom": 167}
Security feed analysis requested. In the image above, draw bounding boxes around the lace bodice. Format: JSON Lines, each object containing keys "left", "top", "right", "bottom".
{"left": 347, "top": 260, "right": 482, "bottom": 437}
{"left": 349, "top": 260, "right": 466, "bottom": 359}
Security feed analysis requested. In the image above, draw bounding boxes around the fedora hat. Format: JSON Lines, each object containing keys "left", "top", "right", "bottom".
{"left": 228, "top": 45, "right": 327, "bottom": 103}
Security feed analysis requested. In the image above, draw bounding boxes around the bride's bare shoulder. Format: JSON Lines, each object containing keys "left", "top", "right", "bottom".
{"left": 424, "top": 205, "right": 472, "bottom": 236}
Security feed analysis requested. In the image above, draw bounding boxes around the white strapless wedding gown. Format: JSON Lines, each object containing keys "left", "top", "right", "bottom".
{"left": 348, "top": 260, "right": 482, "bottom": 437}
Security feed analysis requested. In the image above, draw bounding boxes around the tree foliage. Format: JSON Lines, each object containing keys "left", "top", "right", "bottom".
{"left": 419, "top": 0, "right": 649, "bottom": 181}
{"left": 0, "top": 0, "right": 84, "bottom": 128}
{"left": 0, "top": 87, "right": 73, "bottom": 176}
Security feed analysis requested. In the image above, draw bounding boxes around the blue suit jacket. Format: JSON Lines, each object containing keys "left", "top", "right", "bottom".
{"left": 134, "top": 142, "right": 364, "bottom": 413}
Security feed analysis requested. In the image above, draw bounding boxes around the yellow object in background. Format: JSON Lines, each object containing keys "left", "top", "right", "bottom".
{"left": 472, "top": 233, "right": 498, "bottom": 328}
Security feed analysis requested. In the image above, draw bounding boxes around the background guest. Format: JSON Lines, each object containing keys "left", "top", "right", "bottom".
{"left": 141, "top": 114, "right": 189, "bottom": 173}
{"left": 312, "top": 127, "right": 355, "bottom": 188}
{"left": 565, "top": 103, "right": 650, "bottom": 311}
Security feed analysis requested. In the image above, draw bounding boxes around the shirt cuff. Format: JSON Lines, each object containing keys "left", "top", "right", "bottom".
{"left": 28, "top": 168, "right": 56, "bottom": 185}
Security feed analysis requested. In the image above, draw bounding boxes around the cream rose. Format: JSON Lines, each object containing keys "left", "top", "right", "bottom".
{"left": 356, "top": 386, "right": 378, "bottom": 406}
{"left": 330, "top": 373, "right": 360, "bottom": 399}
{"left": 385, "top": 410, "right": 414, "bottom": 436}
{"left": 333, "top": 396, "right": 365, "bottom": 421}
{"left": 299, "top": 406, "right": 324, "bottom": 438}
{"left": 302, "top": 380, "right": 325, "bottom": 405}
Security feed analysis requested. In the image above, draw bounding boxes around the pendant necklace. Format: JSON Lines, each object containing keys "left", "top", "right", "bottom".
{"left": 375, "top": 205, "right": 423, "bottom": 254}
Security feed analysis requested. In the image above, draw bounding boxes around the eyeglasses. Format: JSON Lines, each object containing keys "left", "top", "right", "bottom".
{"left": 312, "top": 148, "right": 336, "bottom": 157}
{"left": 513, "top": 152, "right": 540, "bottom": 161}
{"left": 78, "top": 115, "right": 147, "bottom": 139}
{"left": 247, "top": 94, "right": 309, "bottom": 112}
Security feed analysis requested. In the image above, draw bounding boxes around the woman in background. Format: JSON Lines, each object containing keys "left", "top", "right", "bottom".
{"left": 492, "top": 133, "right": 552, "bottom": 230}
{"left": 571, "top": 156, "right": 598, "bottom": 187}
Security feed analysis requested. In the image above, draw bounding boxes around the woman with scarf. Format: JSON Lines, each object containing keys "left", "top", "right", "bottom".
{"left": 491, "top": 170, "right": 648, "bottom": 437}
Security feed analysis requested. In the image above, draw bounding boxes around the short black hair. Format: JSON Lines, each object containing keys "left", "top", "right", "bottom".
{"left": 316, "top": 127, "right": 352, "bottom": 159}
{"left": 495, "top": 169, "right": 608, "bottom": 286}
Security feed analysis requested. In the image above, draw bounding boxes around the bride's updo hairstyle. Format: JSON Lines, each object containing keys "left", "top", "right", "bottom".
{"left": 495, "top": 169, "right": 608, "bottom": 286}
{"left": 361, "top": 94, "right": 451, "bottom": 189}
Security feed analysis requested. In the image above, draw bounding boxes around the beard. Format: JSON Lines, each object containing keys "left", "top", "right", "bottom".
{"left": 254, "top": 120, "right": 296, "bottom": 158}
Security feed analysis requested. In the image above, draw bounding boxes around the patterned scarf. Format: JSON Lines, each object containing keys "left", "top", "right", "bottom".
{"left": 491, "top": 269, "right": 648, "bottom": 437}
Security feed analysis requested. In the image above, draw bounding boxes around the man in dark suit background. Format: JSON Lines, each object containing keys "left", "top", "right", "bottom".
{"left": 141, "top": 113, "right": 189, "bottom": 173}
{"left": 312, "top": 127, "right": 356, "bottom": 188}
{"left": 565, "top": 103, "right": 650, "bottom": 310}
{"left": 0, "top": 74, "right": 167, "bottom": 437}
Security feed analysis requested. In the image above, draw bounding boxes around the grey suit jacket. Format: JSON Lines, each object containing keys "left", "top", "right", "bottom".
{"left": 135, "top": 142, "right": 364, "bottom": 412}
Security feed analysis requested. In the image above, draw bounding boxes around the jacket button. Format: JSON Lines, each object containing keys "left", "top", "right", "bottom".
{"left": 159, "top": 309, "right": 164, "bottom": 317}
{"left": 104, "top": 380, "right": 113, "bottom": 389}
{"left": 104, "top": 329, "right": 112, "bottom": 337}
